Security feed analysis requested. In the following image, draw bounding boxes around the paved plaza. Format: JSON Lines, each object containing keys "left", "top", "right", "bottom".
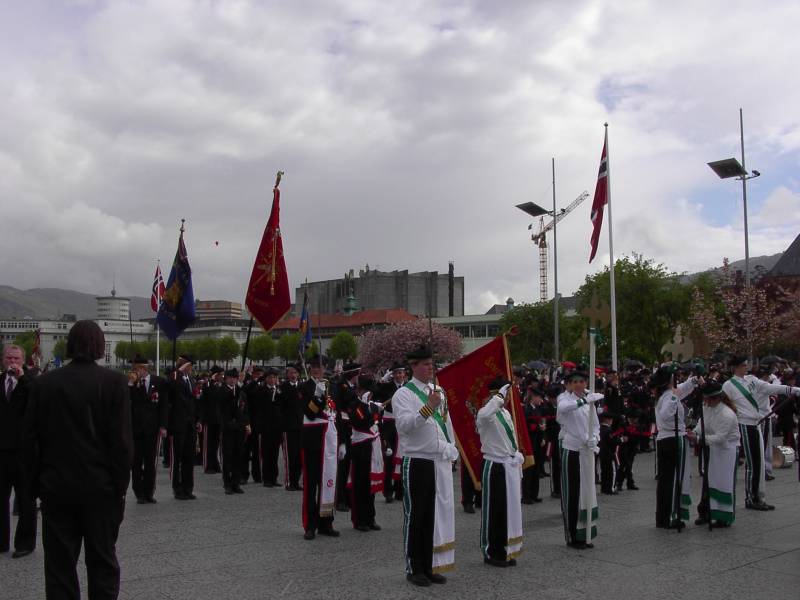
{"left": 2, "top": 452, "right": 798, "bottom": 600}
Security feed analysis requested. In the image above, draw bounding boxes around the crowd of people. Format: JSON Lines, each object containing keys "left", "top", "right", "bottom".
{"left": 2, "top": 321, "right": 800, "bottom": 595}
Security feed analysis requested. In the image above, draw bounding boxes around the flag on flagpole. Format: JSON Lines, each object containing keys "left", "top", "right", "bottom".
{"left": 151, "top": 264, "right": 165, "bottom": 312}
{"left": 297, "top": 287, "right": 312, "bottom": 355}
{"left": 245, "top": 173, "right": 291, "bottom": 333}
{"left": 589, "top": 130, "right": 609, "bottom": 263}
{"left": 157, "top": 222, "right": 197, "bottom": 341}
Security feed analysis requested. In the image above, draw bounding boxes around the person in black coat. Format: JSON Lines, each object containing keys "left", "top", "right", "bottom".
{"left": 375, "top": 363, "right": 407, "bottom": 503}
{"left": 334, "top": 364, "right": 361, "bottom": 511}
{"left": 219, "top": 369, "right": 251, "bottom": 494}
{"left": 1, "top": 344, "right": 37, "bottom": 558}
{"left": 167, "top": 354, "right": 200, "bottom": 500}
{"left": 280, "top": 363, "right": 304, "bottom": 491}
{"left": 522, "top": 386, "right": 546, "bottom": 504}
{"left": 23, "top": 320, "right": 133, "bottom": 599}
{"left": 256, "top": 368, "right": 283, "bottom": 487}
{"left": 128, "top": 355, "right": 168, "bottom": 504}
{"left": 199, "top": 365, "right": 224, "bottom": 474}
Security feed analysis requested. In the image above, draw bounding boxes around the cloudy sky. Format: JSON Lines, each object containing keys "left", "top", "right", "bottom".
{"left": 2, "top": 0, "right": 799, "bottom": 314}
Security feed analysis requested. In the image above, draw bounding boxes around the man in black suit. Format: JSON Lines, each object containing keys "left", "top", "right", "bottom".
{"left": 128, "top": 355, "right": 168, "bottom": 504}
{"left": 280, "top": 363, "right": 304, "bottom": 491}
{"left": 259, "top": 368, "right": 284, "bottom": 488}
{"left": 24, "top": 320, "right": 133, "bottom": 599}
{"left": 375, "top": 363, "right": 407, "bottom": 503}
{"left": 199, "top": 365, "right": 224, "bottom": 474}
{"left": 167, "top": 354, "right": 201, "bottom": 500}
{"left": 1, "top": 344, "right": 37, "bottom": 558}
{"left": 220, "top": 369, "right": 251, "bottom": 494}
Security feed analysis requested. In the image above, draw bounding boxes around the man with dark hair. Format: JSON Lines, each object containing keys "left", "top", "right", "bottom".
{"left": 280, "top": 363, "right": 304, "bottom": 491}
{"left": 1, "top": 344, "right": 37, "bottom": 558}
{"left": 376, "top": 363, "right": 406, "bottom": 503}
{"left": 167, "top": 354, "right": 201, "bottom": 500}
{"left": 128, "top": 355, "right": 168, "bottom": 504}
{"left": 220, "top": 369, "right": 250, "bottom": 495}
{"left": 24, "top": 320, "right": 133, "bottom": 599}
{"left": 199, "top": 365, "right": 224, "bottom": 474}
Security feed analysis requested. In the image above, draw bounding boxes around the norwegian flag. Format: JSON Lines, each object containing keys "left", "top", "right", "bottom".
{"left": 150, "top": 264, "right": 165, "bottom": 312}
{"left": 589, "top": 130, "right": 608, "bottom": 263}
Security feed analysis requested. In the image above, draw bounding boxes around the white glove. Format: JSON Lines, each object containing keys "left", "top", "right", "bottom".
{"left": 585, "top": 394, "right": 599, "bottom": 404}
{"left": 315, "top": 382, "right": 327, "bottom": 398}
{"left": 442, "top": 443, "right": 460, "bottom": 462}
{"left": 380, "top": 370, "right": 393, "bottom": 382}
{"left": 385, "top": 448, "right": 393, "bottom": 457}
{"left": 499, "top": 383, "right": 512, "bottom": 399}
{"left": 512, "top": 451, "right": 524, "bottom": 466}
{"left": 338, "top": 444, "right": 346, "bottom": 460}
{"left": 587, "top": 438, "right": 599, "bottom": 452}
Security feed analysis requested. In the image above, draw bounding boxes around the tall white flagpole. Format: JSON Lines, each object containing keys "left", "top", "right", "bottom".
{"left": 605, "top": 123, "right": 618, "bottom": 371}
{"left": 155, "top": 259, "right": 161, "bottom": 376}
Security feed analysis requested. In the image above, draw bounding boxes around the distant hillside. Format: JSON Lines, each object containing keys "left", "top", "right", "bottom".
{"left": 0, "top": 286, "right": 152, "bottom": 320}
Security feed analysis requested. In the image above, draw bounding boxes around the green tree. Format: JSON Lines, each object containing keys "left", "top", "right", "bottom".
{"left": 217, "top": 336, "right": 240, "bottom": 367}
{"left": 194, "top": 337, "right": 219, "bottom": 368}
{"left": 247, "top": 335, "right": 276, "bottom": 365}
{"left": 329, "top": 331, "right": 358, "bottom": 361}
{"left": 52, "top": 339, "right": 67, "bottom": 362}
{"left": 499, "top": 301, "right": 584, "bottom": 364}
{"left": 13, "top": 330, "right": 37, "bottom": 359}
{"left": 114, "top": 341, "right": 129, "bottom": 363}
{"left": 575, "top": 254, "right": 692, "bottom": 363}
{"left": 276, "top": 333, "right": 301, "bottom": 363}
{"left": 305, "top": 340, "right": 319, "bottom": 360}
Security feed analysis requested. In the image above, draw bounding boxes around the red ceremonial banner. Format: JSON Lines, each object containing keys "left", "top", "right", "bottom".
{"left": 436, "top": 333, "right": 534, "bottom": 489}
{"left": 245, "top": 178, "right": 291, "bottom": 333}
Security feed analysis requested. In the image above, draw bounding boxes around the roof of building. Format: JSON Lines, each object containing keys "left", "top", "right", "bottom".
{"left": 768, "top": 234, "right": 800, "bottom": 277}
{"left": 274, "top": 308, "right": 417, "bottom": 330}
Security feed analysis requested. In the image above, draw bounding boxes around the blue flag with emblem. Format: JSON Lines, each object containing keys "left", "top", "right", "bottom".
{"left": 157, "top": 221, "right": 196, "bottom": 341}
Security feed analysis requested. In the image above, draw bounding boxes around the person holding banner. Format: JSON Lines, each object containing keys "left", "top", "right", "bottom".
{"left": 556, "top": 370, "right": 601, "bottom": 550}
{"left": 477, "top": 377, "right": 524, "bottom": 567}
{"left": 393, "top": 345, "right": 457, "bottom": 587}
{"left": 722, "top": 356, "right": 800, "bottom": 511}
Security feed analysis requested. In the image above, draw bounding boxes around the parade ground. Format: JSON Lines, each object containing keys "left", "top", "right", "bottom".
{"left": 3, "top": 452, "right": 798, "bottom": 600}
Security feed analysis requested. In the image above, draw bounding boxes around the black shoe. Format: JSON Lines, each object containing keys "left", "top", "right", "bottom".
{"left": 521, "top": 498, "right": 534, "bottom": 505}
{"left": 601, "top": 490, "right": 617, "bottom": 495}
{"left": 695, "top": 516, "right": 709, "bottom": 526}
{"left": 336, "top": 503, "right": 350, "bottom": 512}
{"left": 484, "top": 557, "right": 508, "bottom": 567}
{"left": 287, "top": 484, "right": 301, "bottom": 491}
{"left": 551, "top": 491, "right": 561, "bottom": 498}
{"left": 304, "top": 529, "right": 316, "bottom": 540}
{"left": 174, "top": 492, "right": 189, "bottom": 500}
{"left": 12, "top": 549, "right": 33, "bottom": 559}
{"left": 425, "top": 573, "right": 447, "bottom": 584}
{"left": 765, "top": 473, "right": 775, "bottom": 481}
{"left": 263, "top": 482, "right": 275, "bottom": 488}
{"left": 355, "top": 524, "right": 371, "bottom": 532}
{"left": 406, "top": 574, "right": 431, "bottom": 587}
{"left": 146, "top": 497, "right": 157, "bottom": 504}
{"left": 507, "top": 558, "right": 518, "bottom": 567}
{"left": 746, "top": 501, "right": 769, "bottom": 511}
{"left": 532, "top": 497, "right": 543, "bottom": 503}
{"left": 668, "top": 520, "right": 685, "bottom": 531}
{"left": 224, "top": 487, "right": 235, "bottom": 495}
{"left": 463, "top": 504, "right": 475, "bottom": 514}
{"left": 384, "top": 496, "right": 394, "bottom": 504}
{"left": 136, "top": 497, "right": 147, "bottom": 504}
{"left": 713, "top": 521, "right": 731, "bottom": 528}
{"left": 568, "top": 541, "right": 588, "bottom": 550}
{"left": 318, "top": 528, "right": 340, "bottom": 537}
{"left": 185, "top": 493, "right": 197, "bottom": 500}
{"left": 233, "top": 487, "right": 245, "bottom": 494}
{"left": 627, "top": 484, "right": 639, "bottom": 490}
{"left": 369, "top": 523, "right": 382, "bottom": 531}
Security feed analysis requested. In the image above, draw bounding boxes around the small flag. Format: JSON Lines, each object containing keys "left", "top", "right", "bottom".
{"left": 151, "top": 264, "right": 165, "bottom": 312}
{"left": 245, "top": 173, "right": 291, "bottom": 333}
{"left": 298, "top": 288, "right": 312, "bottom": 355}
{"left": 157, "top": 222, "right": 197, "bottom": 341}
{"left": 589, "top": 130, "right": 609, "bottom": 263}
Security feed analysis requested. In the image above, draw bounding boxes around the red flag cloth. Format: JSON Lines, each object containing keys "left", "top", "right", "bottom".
{"left": 150, "top": 264, "right": 165, "bottom": 313}
{"left": 589, "top": 130, "right": 608, "bottom": 263}
{"left": 245, "top": 186, "right": 291, "bottom": 332}
{"left": 436, "top": 335, "right": 534, "bottom": 489}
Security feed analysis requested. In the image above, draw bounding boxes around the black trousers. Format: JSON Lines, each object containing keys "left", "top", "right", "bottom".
{"left": 380, "top": 420, "right": 401, "bottom": 499}
{"left": 241, "top": 433, "right": 261, "bottom": 483}
{"left": 460, "top": 460, "right": 480, "bottom": 507}
{"left": 283, "top": 430, "right": 302, "bottom": 488}
{"left": 559, "top": 447, "right": 581, "bottom": 543}
{"left": 521, "top": 462, "right": 540, "bottom": 502}
{"left": 203, "top": 424, "right": 221, "bottom": 472}
{"left": 349, "top": 441, "right": 376, "bottom": 527}
{"left": 0, "top": 450, "right": 36, "bottom": 552}
{"left": 222, "top": 429, "right": 245, "bottom": 489}
{"left": 170, "top": 427, "right": 196, "bottom": 495}
{"left": 550, "top": 441, "right": 562, "bottom": 494}
{"left": 482, "top": 461, "right": 508, "bottom": 560}
{"left": 739, "top": 424, "right": 763, "bottom": 504}
{"left": 617, "top": 443, "right": 637, "bottom": 489}
{"left": 131, "top": 432, "right": 159, "bottom": 500}
{"left": 655, "top": 436, "right": 686, "bottom": 526}
{"left": 599, "top": 449, "right": 616, "bottom": 493}
{"left": 260, "top": 429, "right": 283, "bottom": 485}
{"left": 301, "top": 425, "right": 334, "bottom": 533}
{"left": 41, "top": 496, "right": 124, "bottom": 600}
{"left": 402, "top": 457, "right": 435, "bottom": 576}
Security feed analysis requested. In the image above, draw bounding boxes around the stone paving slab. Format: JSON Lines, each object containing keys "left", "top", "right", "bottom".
{"left": 1, "top": 452, "right": 798, "bottom": 599}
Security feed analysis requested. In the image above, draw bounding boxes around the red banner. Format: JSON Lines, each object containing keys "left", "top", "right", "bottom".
{"left": 245, "top": 178, "right": 291, "bottom": 333}
{"left": 437, "top": 334, "right": 534, "bottom": 489}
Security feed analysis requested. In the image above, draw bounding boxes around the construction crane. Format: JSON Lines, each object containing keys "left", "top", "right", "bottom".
{"left": 530, "top": 190, "right": 590, "bottom": 302}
